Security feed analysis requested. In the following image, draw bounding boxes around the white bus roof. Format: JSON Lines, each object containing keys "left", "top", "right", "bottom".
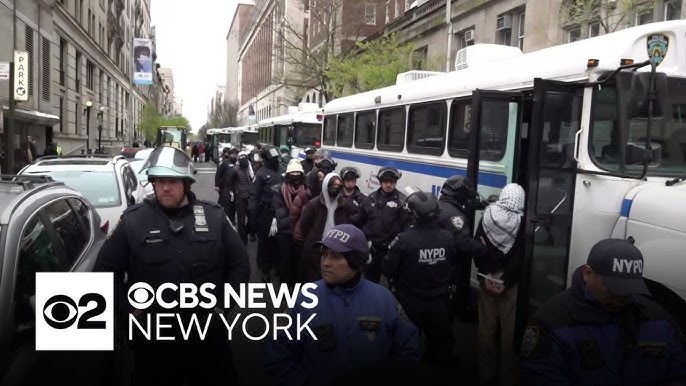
{"left": 258, "top": 109, "right": 323, "bottom": 128}
{"left": 324, "top": 20, "right": 686, "bottom": 114}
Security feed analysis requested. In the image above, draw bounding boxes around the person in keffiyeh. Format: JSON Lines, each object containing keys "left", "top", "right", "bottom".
{"left": 474, "top": 183, "right": 526, "bottom": 386}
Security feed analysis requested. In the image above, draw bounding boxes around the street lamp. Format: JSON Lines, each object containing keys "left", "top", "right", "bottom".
{"left": 97, "top": 106, "right": 105, "bottom": 154}
{"left": 84, "top": 100, "right": 93, "bottom": 153}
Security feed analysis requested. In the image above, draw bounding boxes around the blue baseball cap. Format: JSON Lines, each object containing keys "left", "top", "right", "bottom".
{"left": 587, "top": 238, "right": 650, "bottom": 296}
{"left": 314, "top": 224, "right": 368, "bottom": 255}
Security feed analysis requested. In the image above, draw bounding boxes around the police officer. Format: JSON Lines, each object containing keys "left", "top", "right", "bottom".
{"left": 520, "top": 238, "right": 686, "bottom": 385}
{"left": 340, "top": 166, "right": 366, "bottom": 220}
{"left": 382, "top": 190, "right": 456, "bottom": 368}
{"left": 227, "top": 153, "right": 254, "bottom": 245}
{"left": 302, "top": 147, "right": 316, "bottom": 174}
{"left": 357, "top": 166, "right": 412, "bottom": 283}
{"left": 437, "top": 175, "right": 487, "bottom": 322}
{"left": 249, "top": 145, "right": 285, "bottom": 282}
{"left": 216, "top": 147, "right": 239, "bottom": 223}
{"left": 93, "top": 146, "right": 250, "bottom": 386}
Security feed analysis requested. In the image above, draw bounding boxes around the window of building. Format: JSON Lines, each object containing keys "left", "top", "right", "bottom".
{"left": 75, "top": 101, "right": 80, "bottom": 133}
{"left": 75, "top": 51, "right": 82, "bottom": 91}
{"left": 365, "top": 3, "right": 377, "bottom": 25}
{"left": 59, "top": 37, "right": 67, "bottom": 86}
{"left": 664, "top": 0, "right": 682, "bottom": 20}
{"left": 87, "top": 9, "right": 92, "bottom": 35}
{"left": 499, "top": 29, "right": 512, "bottom": 46}
{"left": 517, "top": 13, "right": 525, "bottom": 50}
{"left": 78, "top": 0, "right": 83, "bottom": 24}
{"left": 377, "top": 107, "right": 405, "bottom": 152}
{"left": 636, "top": 10, "right": 653, "bottom": 25}
{"left": 86, "top": 60, "right": 95, "bottom": 90}
{"left": 395, "top": 0, "right": 400, "bottom": 18}
{"left": 42, "top": 38, "right": 51, "bottom": 101}
{"left": 385, "top": 1, "right": 390, "bottom": 23}
{"left": 405, "top": 0, "right": 411, "bottom": 12}
{"left": 407, "top": 102, "right": 446, "bottom": 155}
{"left": 59, "top": 97, "right": 64, "bottom": 132}
{"left": 413, "top": 46, "right": 428, "bottom": 68}
{"left": 25, "top": 25, "right": 34, "bottom": 96}
{"left": 355, "top": 110, "right": 376, "bottom": 149}
{"left": 337, "top": 113, "right": 354, "bottom": 147}
{"left": 588, "top": 22, "right": 600, "bottom": 38}
{"left": 567, "top": 27, "right": 581, "bottom": 43}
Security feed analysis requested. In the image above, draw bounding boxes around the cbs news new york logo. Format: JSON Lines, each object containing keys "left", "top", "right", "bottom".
{"left": 36, "top": 272, "right": 114, "bottom": 351}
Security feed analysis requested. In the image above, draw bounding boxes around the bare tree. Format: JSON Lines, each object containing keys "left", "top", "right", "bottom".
{"left": 208, "top": 100, "right": 239, "bottom": 128}
{"left": 272, "top": 0, "right": 378, "bottom": 102}
{"left": 561, "top": 0, "right": 657, "bottom": 36}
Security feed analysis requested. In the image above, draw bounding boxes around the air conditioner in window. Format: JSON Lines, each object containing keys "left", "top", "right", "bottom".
{"left": 464, "top": 29, "right": 475, "bottom": 42}
{"left": 496, "top": 14, "right": 512, "bottom": 31}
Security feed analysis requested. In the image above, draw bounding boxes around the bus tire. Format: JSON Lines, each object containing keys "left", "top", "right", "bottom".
{"left": 645, "top": 278, "right": 686, "bottom": 334}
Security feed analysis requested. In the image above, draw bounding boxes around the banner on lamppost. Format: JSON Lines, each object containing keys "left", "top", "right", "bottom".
{"left": 133, "top": 38, "right": 153, "bottom": 85}
{"left": 13, "top": 51, "right": 29, "bottom": 101}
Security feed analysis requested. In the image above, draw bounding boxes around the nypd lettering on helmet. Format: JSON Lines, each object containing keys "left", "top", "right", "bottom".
{"left": 326, "top": 229, "right": 350, "bottom": 242}
{"left": 612, "top": 258, "right": 643, "bottom": 274}
{"left": 418, "top": 248, "right": 446, "bottom": 265}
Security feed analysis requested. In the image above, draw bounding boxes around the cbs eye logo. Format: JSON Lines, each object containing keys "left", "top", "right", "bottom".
{"left": 127, "top": 282, "right": 155, "bottom": 309}
{"left": 42, "top": 293, "right": 107, "bottom": 330}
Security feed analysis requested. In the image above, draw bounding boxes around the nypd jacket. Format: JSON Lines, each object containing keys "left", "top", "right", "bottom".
{"left": 356, "top": 189, "right": 412, "bottom": 249}
{"left": 382, "top": 223, "right": 457, "bottom": 298}
{"left": 265, "top": 277, "right": 420, "bottom": 386}
{"left": 520, "top": 267, "right": 686, "bottom": 385}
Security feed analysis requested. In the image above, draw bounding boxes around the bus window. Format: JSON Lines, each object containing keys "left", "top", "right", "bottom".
{"left": 292, "top": 124, "right": 321, "bottom": 147}
{"left": 479, "top": 100, "right": 509, "bottom": 161}
{"left": 355, "top": 110, "right": 376, "bottom": 149}
{"left": 408, "top": 101, "right": 447, "bottom": 155}
{"left": 337, "top": 114, "right": 354, "bottom": 147}
{"left": 323, "top": 116, "right": 336, "bottom": 145}
{"left": 278, "top": 126, "right": 288, "bottom": 147}
{"left": 448, "top": 100, "right": 471, "bottom": 158}
{"left": 377, "top": 107, "right": 405, "bottom": 152}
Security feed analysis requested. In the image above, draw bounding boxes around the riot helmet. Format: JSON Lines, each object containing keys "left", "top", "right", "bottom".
{"left": 143, "top": 146, "right": 196, "bottom": 183}
{"left": 318, "top": 158, "right": 337, "bottom": 175}
{"left": 377, "top": 166, "right": 402, "bottom": 182}
{"left": 340, "top": 166, "right": 361, "bottom": 180}
{"left": 406, "top": 190, "right": 440, "bottom": 224}
{"left": 440, "top": 175, "right": 476, "bottom": 205}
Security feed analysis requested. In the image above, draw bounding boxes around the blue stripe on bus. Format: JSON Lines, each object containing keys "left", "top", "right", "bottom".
{"left": 620, "top": 198, "right": 633, "bottom": 217}
{"left": 327, "top": 150, "right": 508, "bottom": 188}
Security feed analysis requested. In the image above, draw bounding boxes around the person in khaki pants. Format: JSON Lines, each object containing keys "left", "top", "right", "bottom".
{"left": 473, "top": 183, "right": 525, "bottom": 386}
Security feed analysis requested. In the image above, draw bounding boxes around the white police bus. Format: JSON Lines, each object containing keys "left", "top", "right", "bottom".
{"left": 259, "top": 103, "right": 323, "bottom": 158}
{"left": 322, "top": 21, "right": 686, "bottom": 334}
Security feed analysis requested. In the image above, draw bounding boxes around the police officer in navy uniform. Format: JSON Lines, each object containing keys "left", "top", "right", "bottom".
{"left": 520, "top": 238, "right": 686, "bottom": 385}
{"left": 249, "top": 145, "right": 285, "bottom": 282}
{"left": 216, "top": 147, "right": 239, "bottom": 223}
{"left": 357, "top": 166, "right": 412, "bottom": 283}
{"left": 382, "top": 190, "right": 456, "bottom": 369}
{"left": 437, "top": 175, "right": 487, "bottom": 322}
{"left": 339, "top": 166, "right": 367, "bottom": 219}
{"left": 94, "top": 146, "right": 250, "bottom": 386}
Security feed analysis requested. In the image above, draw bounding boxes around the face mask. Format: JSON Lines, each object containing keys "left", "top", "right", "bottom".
{"left": 287, "top": 174, "right": 301, "bottom": 185}
{"left": 238, "top": 158, "right": 249, "bottom": 168}
{"left": 328, "top": 186, "right": 341, "bottom": 197}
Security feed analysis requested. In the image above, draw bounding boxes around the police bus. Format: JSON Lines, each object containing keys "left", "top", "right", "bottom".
{"left": 205, "top": 128, "right": 233, "bottom": 162}
{"left": 321, "top": 20, "right": 686, "bottom": 334}
{"left": 258, "top": 103, "right": 322, "bottom": 158}
{"left": 156, "top": 126, "right": 188, "bottom": 151}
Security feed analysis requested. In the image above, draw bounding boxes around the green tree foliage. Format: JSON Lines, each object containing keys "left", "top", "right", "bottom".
{"left": 562, "top": 0, "right": 656, "bottom": 33}
{"left": 326, "top": 34, "right": 419, "bottom": 98}
{"left": 138, "top": 102, "right": 191, "bottom": 141}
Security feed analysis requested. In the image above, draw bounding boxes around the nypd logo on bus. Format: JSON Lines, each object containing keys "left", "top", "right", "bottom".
{"left": 647, "top": 34, "right": 668, "bottom": 66}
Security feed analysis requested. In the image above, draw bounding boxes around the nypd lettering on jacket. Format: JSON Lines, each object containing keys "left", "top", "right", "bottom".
{"left": 418, "top": 248, "right": 446, "bottom": 265}
{"left": 613, "top": 258, "right": 643, "bottom": 274}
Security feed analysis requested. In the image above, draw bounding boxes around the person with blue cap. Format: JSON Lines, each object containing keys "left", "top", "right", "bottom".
{"left": 265, "top": 223, "right": 419, "bottom": 386}
{"left": 520, "top": 238, "right": 686, "bottom": 385}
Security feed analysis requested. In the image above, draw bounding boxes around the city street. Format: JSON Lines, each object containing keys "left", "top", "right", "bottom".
{"left": 191, "top": 161, "right": 479, "bottom": 386}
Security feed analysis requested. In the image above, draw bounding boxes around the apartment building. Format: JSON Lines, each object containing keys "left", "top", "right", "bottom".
{"left": 0, "top": 0, "right": 163, "bottom": 172}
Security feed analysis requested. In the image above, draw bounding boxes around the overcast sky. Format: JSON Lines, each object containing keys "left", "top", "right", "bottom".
{"left": 150, "top": 0, "right": 238, "bottom": 132}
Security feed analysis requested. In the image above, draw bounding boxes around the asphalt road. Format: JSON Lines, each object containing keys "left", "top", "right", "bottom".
{"left": 191, "top": 161, "right": 479, "bottom": 386}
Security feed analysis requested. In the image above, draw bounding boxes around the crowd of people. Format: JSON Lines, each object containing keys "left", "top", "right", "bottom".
{"left": 92, "top": 144, "right": 686, "bottom": 386}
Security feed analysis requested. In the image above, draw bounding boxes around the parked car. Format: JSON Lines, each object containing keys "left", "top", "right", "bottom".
{"left": 0, "top": 175, "right": 111, "bottom": 385}
{"left": 129, "top": 148, "right": 155, "bottom": 201}
{"left": 18, "top": 155, "right": 145, "bottom": 235}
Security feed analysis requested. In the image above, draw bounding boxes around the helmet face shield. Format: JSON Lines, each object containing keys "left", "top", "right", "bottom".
{"left": 142, "top": 146, "right": 196, "bottom": 182}
{"left": 377, "top": 167, "right": 401, "bottom": 181}
{"left": 341, "top": 167, "right": 361, "bottom": 180}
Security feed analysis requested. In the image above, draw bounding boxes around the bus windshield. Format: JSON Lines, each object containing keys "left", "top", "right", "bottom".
{"left": 215, "top": 134, "right": 232, "bottom": 143}
{"left": 293, "top": 123, "right": 321, "bottom": 147}
{"left": 589, "top": 76, "right": 686, "bottom": 176}
{"left": 158, "top": 127, "right": 185, "bottom": 147}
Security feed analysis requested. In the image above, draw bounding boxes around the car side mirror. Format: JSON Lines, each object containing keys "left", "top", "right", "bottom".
{"left": 625, "top": 142, "right": 662, "bottom": 166}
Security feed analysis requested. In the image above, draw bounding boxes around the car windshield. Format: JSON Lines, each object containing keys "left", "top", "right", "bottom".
{"left": 128, "top": 160, "right": 149, "bottom": 182}
{"left": 27, "top": 170, "right": 121, "bottom": 208}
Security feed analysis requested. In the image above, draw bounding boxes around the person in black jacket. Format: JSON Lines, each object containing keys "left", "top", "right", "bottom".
{"left": 226, "top": 153, "right": 254, "bottom": 245}
{"left": 382, "top": 190, "right": 457, "bottom": 368}
{"left": 473, "top": 183, "right": 525, "bottom": 386}
{"left": 339, "top": 166, "right": 366, "bottom": 222}
{"left": 437, "top": 175, "right": 487, "bottom": 322}
{"left": 216, "top": 148, "right": 238, "bottom": 223}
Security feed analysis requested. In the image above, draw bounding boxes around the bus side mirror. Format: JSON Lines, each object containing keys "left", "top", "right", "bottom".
{"left": 625, "top": 142, "right": 662, "bottom": 166}
{"left": 616, "top": 71, "right": 668, "bottom": 119}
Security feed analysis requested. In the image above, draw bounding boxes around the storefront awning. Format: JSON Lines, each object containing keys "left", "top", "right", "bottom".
{"left": 2, "top": 105, "right": 60, "bottom": 126}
